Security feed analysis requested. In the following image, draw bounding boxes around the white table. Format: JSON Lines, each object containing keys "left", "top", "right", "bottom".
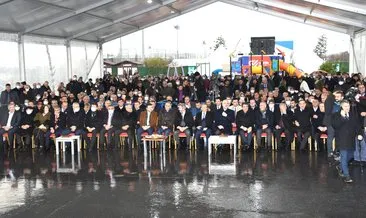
{"left": 208, "top": 135, "right": 237, "bottom": 172}
{"left": 142, "top": 137, "right": 167, "bottom": 171}
{"left": 208, "top": 135, "right": 237, "bottom": 155}
{"left": 56, "top": 150, "right": 81, "bottom": 173}
{"left": 55, "top": 135, "right": 81, "bottom": 155}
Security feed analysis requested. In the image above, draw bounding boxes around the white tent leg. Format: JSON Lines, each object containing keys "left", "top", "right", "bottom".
{"left": 18, "top": 34, "right": 26, "bottom": 81}
{"left": 66, "top": 41, "right": 72, "bottom": 79}
{"left": 99, "top": 43, "right": 104, "bottom": 78}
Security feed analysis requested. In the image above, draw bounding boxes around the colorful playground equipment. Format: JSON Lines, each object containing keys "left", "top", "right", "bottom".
{"left": 231, "top": 52, "right": 303, "bottom": 78}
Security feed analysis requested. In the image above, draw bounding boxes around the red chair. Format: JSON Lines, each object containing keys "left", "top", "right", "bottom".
{"left": 254, "top": 132, "right": 274, "bottom": 150}
{"left": 175, "top": 132, "right": 194, "bottom": 150}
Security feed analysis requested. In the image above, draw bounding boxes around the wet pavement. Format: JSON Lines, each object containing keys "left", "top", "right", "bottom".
{"left": 1, "top": 149, "right": 366, "bottom": 217}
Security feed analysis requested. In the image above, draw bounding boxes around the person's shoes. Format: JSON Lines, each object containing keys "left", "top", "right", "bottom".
{"left": 328, "top": 152, "right": 333, "bottom": 158}
{"left": 334, "top": 155, "right": 340, "bottom": 162}
{"left": 336, "top": 165, "right": 345, "bottom": 177}
{"left": 344, "top": 176, "right": 353, "bottom": 183}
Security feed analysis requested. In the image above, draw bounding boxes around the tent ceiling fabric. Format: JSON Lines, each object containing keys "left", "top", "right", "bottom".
{"left": 0, "top": 0, "right": 365, "bottom": 43}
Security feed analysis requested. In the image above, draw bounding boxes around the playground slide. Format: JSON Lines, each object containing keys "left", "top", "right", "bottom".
{"left": 279, "top": 60, "right": 302, "bottom": 78}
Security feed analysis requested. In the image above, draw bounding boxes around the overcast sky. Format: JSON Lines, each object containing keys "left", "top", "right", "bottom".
{"left": 104, "top": 1, "right": 350, "bottom": 73}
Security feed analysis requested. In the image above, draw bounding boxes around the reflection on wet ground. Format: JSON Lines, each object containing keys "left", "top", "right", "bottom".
{"left": 1, "top": 149, "right": 366, "bottom": 217}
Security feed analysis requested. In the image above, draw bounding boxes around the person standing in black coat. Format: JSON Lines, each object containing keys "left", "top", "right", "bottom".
{"left": 195, "top": 104, "right": 214, "bottom": 149}
{"left": 274, "top": 103, "right": 295, "bottom": 151}
{"left": 294, "top": 99, "right": 312, "bottom": 151}
{"left": 1, "top": 84, "right": 19, "bottom": 107}
{"left": 332, "top": 100, "right": 362, "bottom": 183}
{"left": 194, "top": 72, "right": 206, "bottom": 102}
{"left": 236, "top": 103, "right": 255, "bottom": 150}
{"left": 323, "top": 91, "right": 343, "bottom": 156}
{"left": 83, "top": 104, "right": 102, "bottom": 152}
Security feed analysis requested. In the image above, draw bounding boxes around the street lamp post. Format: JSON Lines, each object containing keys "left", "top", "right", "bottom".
{"left": 174, "top": 25, "right": 180, "bottom": 59}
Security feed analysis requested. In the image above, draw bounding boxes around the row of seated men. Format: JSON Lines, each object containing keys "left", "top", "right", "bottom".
{"left": 0, "top": 95, "right": 329, "bottom": 153}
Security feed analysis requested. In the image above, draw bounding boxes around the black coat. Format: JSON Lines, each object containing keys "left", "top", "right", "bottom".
{"left": 310, "top": 108, "right": 324, "bottom": 129}
{"left": 215, "top": 109, "right": 235, "bottom": 133}
{"left": 294, "top": 108, "right": 312, "bottom": 132}
{"left": 332, "top": 112, "right": 361, "bottom": 150}
{"left": 195, "top": 111, "right": 214, "bottom": 129}
{"left": 66, "top": 111, "right": 85, "bottom": 129}
{"left": 17, "top": 113, "right": 35, "bottom": 135}
{"left": 102, "top": 110, "right": 120, "bottom": 128}
{"left": 0, "top": 90, "right": 19, "bottom": 105}
{"left": 121, "top": 111, "right": 137, "bottom": 129}
{"left": 85, "top": 111, "right": 103, "bottom": 131}
{"left": 158, "top": 109, "right": 176, "bottom": 129}
{"left": 323, "top": 95, "right": 335, "bottom": 126}
{"left": 236, "top": 110, "right": 254, "bottom": 128}
{"left": 255, "top": 110, "right": 274, "bottom": 130}
{"left": 0, "top": 111, "right": 21, "bottom": 128}
{"left": 274, "top": 110, "right": 295, "bottom": 131}
{"left": 50, "top": 112, "right": 67, "bottom": 130}
{"left": 175, "top": 110, "right": 194, "bottom": 130}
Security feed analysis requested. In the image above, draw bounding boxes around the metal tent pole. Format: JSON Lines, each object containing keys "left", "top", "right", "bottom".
{"left": 66, "top": 41, "right": 72, "bottom": 79}
{"left": 99, "top": 43, "right": 104, "bottom": 78}
{"left": 18, "top": 34, "right": 26, "bottom": 81}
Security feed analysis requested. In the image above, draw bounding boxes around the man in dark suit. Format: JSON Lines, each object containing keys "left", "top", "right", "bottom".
{"left": 0, "top": 103, "right": 21, "bottom": 150}
{"left": 62, "top": 102, "right": 85, "bottom": 136}
{"left": 136, "top": 104, "right": 158, "bottom": 146}
{"left": 100, "top": 105, "right": 119, "bottom": 149}
{"left": 114, "top": 104, "right": 137, "bottom": 150}
{"left": 174, "top": 103, "right": 194, "bottom": 150}
{"left": 157, "top": 101, "right": 176, "bottom": 136}
{"left": 214, "top": 100, "right": 235, "bottom": 135}
{"left": 83, "top": 104, "right": 102, "bottom": 152}
{"left": 236, "top": 103, "right": 255, "bottom": 150}
{"left": 1, "top": 84, "right": 19, "bottom": 107}
{"left": 294, "top": 99, "right": 312, "bottom": 151}
{"left": 274, "top": 103, "right": 295, "bottom": 151}
{"left": 45, "top": 106, "right": 66, "bottom": 151}
{"left": 332, "top": 100, "right": 362, "bottom": 183}
{"left": 312, "top": 102, "right": 326, "bottom": 152}
{"left": 16, "top": 106, "right": 35, "bottom": 151}
{"left": 195, "top": 103, "right": 214, "bottom": 149}
{"left": 255, "top": 101, "right": 274, "bottom": 152}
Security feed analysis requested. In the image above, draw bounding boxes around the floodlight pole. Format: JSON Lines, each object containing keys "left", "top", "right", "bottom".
{"left": 142, "top": 29, "right": 145, "bottom": 62}
{"left": 18, "top": 34, "right": 26, "bottom": 81}
{"left": 66, "top": 41, "right": 72, "bottom": 79}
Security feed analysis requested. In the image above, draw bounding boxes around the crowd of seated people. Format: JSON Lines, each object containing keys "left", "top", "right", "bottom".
{"left": 0, "top": 72, "right": 365, "bottom": 164}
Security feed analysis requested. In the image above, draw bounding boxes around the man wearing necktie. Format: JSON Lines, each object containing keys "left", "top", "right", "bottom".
{"left": 254, "top": 102, "right": 274, "bottom": 152}
{"left": 294, "top": 100, "right": 312, "bottom": 151}
{"left": 174, "top": 104, "right": 194, "bottom": 150}
{"left": 332, "top": 100, "right": 362, "bottom": 183}
{"left": 195, "top": 104, "right": 213, "bottom": 150}
{"left": 274, "top": 103, "right": 295, "bottom": 151}
{"left": 236, "top": 103, "right": 254, "bottom": 151}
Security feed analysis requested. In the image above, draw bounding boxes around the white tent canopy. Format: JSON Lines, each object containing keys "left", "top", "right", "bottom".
{"left": 0, "top": 0, "right": 365, "bottom": 85}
